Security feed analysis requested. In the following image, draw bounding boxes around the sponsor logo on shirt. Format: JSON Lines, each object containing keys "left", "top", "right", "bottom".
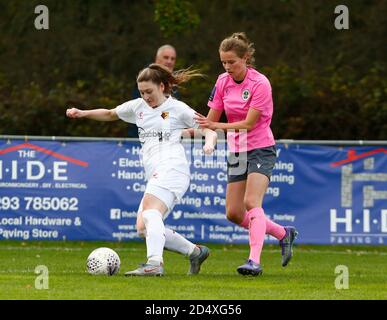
{"left": 242, "top": 89, "right": 250, "bottom": 101}
{"left": 137, "top": 127, "right": 171, "bottom": 143}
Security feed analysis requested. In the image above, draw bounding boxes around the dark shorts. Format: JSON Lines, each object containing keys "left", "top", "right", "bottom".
{"left": 227, "top": 146, "right": 277, "bottom": 183}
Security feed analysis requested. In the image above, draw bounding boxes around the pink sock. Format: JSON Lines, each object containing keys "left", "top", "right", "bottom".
{"left": 246, "top": 207, "right": 266, "bottom": 264}
{"left": 265, "top": 217, "right": 286, "bottom": 240}
{"left": 240, "top": 213, "right": 250, "bottom": 229}
{"left": 239, "top": 210, "right": 286, "bottom": 240}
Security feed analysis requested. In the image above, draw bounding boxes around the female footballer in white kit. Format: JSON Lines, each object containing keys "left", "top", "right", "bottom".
{"left": 66, "top": 63, "right": 217, "bottom": 276}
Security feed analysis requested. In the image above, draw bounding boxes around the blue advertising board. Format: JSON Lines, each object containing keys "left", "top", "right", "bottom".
{"left": 0, "top": 138, "right": 386, "bottom": 245}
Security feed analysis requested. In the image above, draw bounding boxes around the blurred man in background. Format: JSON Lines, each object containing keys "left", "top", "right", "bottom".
{"left": 155, "top": 44, "right": 177, "bottom": 73}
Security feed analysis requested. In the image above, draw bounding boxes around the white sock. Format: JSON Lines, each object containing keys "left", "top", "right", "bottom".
{"left": 164, "top": 228, "right": 196, "bottom": 257}
{"left": 142, "top": 209, "right": 165, "bottom": 265}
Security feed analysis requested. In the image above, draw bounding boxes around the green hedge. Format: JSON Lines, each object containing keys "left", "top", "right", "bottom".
{"left": 0, "top": 0, "right": 386, "bottom": 139}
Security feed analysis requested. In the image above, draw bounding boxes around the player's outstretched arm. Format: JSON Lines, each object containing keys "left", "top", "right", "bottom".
{"left": 66, "top": 107, "right": 119, "bottom": 122}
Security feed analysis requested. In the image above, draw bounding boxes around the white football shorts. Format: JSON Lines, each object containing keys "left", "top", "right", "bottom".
{"left": 138, "top": 168, "right": 190, "bottom": 219}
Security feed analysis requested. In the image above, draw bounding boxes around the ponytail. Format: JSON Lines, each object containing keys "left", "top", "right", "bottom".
{"left": 137, "top": 63, "right": 203, "bottom": 95}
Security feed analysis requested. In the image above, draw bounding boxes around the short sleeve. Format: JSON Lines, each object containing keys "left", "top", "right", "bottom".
{"left": 207, "top": 78, "right": 224, "bottom": 111}
{"left": 115, "top": 99, "right": 142, "bottom": 124}
{"left": 179, "top": 103, "right": 200, "bottom": 129}
{"left": 249, "top": 79, "right": 273, "bottom": 116}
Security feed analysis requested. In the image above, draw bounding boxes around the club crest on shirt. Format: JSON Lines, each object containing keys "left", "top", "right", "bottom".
{"left": 242, "top": 89, "right": 250, "bottom": 101}
{"left": 137, "top": 112, "right": 144, "bottom": 119}
{"left": 161, "top": 112, "right": 169, "bottom": 120}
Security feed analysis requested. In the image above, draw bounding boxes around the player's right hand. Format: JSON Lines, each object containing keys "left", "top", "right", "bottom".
{"left": 66, "top": 107, "right": 83, "bottom": 118}
{"left": 203, "top": 144, "right": 214, "bottom": 155}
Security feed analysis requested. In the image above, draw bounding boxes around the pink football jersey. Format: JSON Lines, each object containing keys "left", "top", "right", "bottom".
{"left": 208, "top": 68, "right": 275, "bottom": 152}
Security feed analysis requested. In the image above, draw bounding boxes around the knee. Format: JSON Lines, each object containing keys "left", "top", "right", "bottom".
{"left": 141, "top": 197, "right": 152, "bottom": 211}
{"left": 226, "top": 207, "right": 244, "bottom": 225}
{"left": 243, "top": 196, "right": 260, "bottom": 211}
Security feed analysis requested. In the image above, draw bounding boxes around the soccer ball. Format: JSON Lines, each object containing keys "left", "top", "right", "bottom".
{"left": 86, "top": 247, "right": 120, "bottom": 276}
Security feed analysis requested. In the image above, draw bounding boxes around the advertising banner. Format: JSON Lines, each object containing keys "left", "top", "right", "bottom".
{"left": 0, "top": 138, "right": 386, "bottom": 245}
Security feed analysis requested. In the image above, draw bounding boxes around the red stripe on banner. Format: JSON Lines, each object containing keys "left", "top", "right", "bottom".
{"left": 331, "top": 148, "right": 387, "bottom": 167}
{"left": 0, "top": 143, "right": 89, "bottom": 167}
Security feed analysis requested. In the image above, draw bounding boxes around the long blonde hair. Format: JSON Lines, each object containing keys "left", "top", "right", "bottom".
{"left": 137, "top": 63, "right": 203, "bottom": 95}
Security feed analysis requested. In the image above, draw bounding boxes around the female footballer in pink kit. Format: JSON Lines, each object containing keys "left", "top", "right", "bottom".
{"left": 195, "top": 32, "right": 298, "bottom": 276}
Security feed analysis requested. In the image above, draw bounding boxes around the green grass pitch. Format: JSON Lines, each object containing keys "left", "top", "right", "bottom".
{"left": 0, "top": 240, "right": 385, "bottom": 300}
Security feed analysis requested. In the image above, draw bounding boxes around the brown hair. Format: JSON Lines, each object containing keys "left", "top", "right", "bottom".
{"left": 136, "top": 63, "right": 203, "bottom": 95}
{"left": 219, "top": 32, "right": 255, "bottom": 67}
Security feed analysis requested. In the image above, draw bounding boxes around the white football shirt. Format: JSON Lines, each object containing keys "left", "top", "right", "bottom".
{"left": 115, "top": 96, "right": 199, "bottom": 180}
